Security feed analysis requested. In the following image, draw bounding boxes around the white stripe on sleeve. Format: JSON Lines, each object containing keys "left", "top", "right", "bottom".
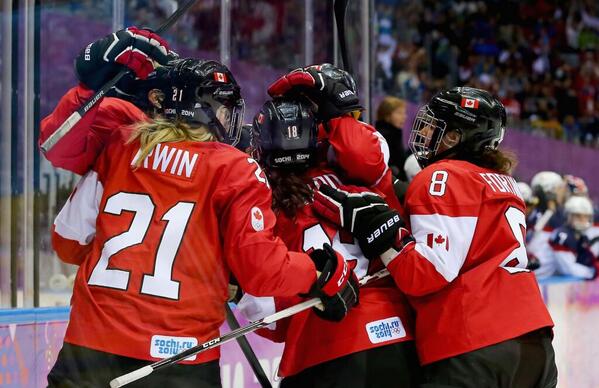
{"left": 237, "top": 294, "right": 277, "bottom": 330}
{"left": 410, "top": 213, "right": 478, "bottom": 282}
{"left": 372, "top": 130, "right": 390, "bottom": 186}
{"left": 53, "top": 171, "right": 103, "bottom": 245}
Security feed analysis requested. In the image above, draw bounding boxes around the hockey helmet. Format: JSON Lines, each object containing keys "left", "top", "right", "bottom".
{"left": 564, "top": 196, "right": 594, "bottom": 232}
{"left": 409, "top": 87, "right": 506, "bottom": 167}
{"left": 530, "top": 171, "right": 565, "bottom": 196}
{"left": 517, "top": 182, "right": 534, "bottom": 204}
{"left": 251, "top": 98, "right": 318, "bottom": 169}
{"left": 109, "top": 51, "right": 181, "bottom": 111}
{"left": 156, "top": 58, "right": 245, "bottom": 146}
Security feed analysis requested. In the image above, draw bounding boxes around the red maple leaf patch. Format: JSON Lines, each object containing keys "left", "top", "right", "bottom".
{"left": 253, "top": 210, "right": 262, "bottom": 220}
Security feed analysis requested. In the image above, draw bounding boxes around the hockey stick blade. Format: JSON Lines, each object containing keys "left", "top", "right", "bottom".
{"left": 334, "top": 0, "right": 352, "bottom": 75}
{"left": 40, "top": 0, "right": 198, "bottom": 154}
{"left": 110, "top": 268, "right": 390, "bottom": 387}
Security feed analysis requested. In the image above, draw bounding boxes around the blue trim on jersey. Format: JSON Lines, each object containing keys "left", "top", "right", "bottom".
{"left": 0, "top": 304, "right": 241, "bottom": 325}
{"left": 0, "top": 306, "right": 70, "bottom": 324}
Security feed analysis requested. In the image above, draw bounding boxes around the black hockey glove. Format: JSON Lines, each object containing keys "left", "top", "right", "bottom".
{"left": 305, "top": 244, "right": 359, "bottom": 322}
{"left": 313, "top": 185, "right": 414, "bottom": 259}
{"left": 267, "top": 63, "right": 363, "bottom": 121}
{"left": 75, "top": 27, "right": 171, "bottom": 91}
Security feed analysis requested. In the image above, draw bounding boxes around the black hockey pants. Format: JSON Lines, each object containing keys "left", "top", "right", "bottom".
{"left": 280, "top": 340, "right": 421, "bottom": 388}
{"left": 420, "top": 327, "right": 557, "bottom": 388}
{"left": 47, "top": 342, "right": 221, "bottom": 388}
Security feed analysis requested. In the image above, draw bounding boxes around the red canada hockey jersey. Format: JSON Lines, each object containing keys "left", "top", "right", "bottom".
{"left": 40, "top": 84, "right": 145, "bottom": 175}
{"left": 52, "top": 128, "right": 318, "bottom": 364}
{"left": 381, "top": 159, "right": 553, "bottom": 365}
{"left": 324, "top": 116, "right": 404, "bottom": 213}
{"left": 239, "top": 167, "right": 414, "bottom": 377}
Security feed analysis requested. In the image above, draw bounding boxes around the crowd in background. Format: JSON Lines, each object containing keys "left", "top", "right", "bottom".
{"left": 375, "top": 0, "right": 599, "bottom": 147}
{"left": 46, "top": 0, "right": 599, "bottom": 148}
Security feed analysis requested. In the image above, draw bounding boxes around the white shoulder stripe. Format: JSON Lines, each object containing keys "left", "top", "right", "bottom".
{"left": 410, "top": 213, "right": 478, "bottom": 282}
{"left": 54, "top": 171, "right": 103, "bottom": 245}
{"left": 372, "top": 131, "right": 390, "bottom": 186}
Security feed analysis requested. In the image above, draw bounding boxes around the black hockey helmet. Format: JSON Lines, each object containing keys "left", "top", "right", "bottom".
{"left": 108, "top": 51, "right": 181, "bottom": 111}
{"left": 409, "top": 86, "right": 506, "bottom": 167}
{"left": 154, "top": 58, "right": 245, "bottom": 146}
{"left": 251, "top": 98, "right": 318, "bottom": 169}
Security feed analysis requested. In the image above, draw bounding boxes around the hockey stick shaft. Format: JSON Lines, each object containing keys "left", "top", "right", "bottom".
{"left": 40, "top": 0, "right": 198, "bottom": 154}
{"left": 334, "top": 0, "right": 352, "bottom": 75}
{"left": 225, "top": 303, "right": 272, "bottom": 388}
{"left": 110, "top": 268, "right": 390, "bottom": 388}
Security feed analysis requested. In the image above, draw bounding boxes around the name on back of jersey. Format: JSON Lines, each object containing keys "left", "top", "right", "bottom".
{"left": 131, "top": 143, "right": 200, "bottom": 180}
{"left": 479, "top": 172, "right": 523, "bottom": 200}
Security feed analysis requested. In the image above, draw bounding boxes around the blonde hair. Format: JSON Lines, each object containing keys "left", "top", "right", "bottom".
{"left": 376, "top": 96, "right": 406, "bottom": 122}
{"left": 128, "top": 118, "right": 215, "bottom": 167}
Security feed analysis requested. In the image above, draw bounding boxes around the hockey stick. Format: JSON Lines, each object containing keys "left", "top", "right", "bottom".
{"left": 534, "top": 209, "right": 554, "bottom": 232}
{"left": 40, "top": 0, "right": 198, "bottom": 154}
{"left": 225, "top": 303, "right": 272, "bottom": 388}
{"left": 110, "top": 268, "right": 390, "bottom": 388}
{"left": 334, "top": 0, "right": 352, "bottom": 75}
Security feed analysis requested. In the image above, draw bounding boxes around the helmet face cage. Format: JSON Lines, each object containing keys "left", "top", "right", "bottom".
{"left": 196, "top": 88, "right": 245, "bottom": 146}
{"left": 409, "top": 105, "right": 447, "bottom": 167}
{"left": 160, "top": 58, "right": 246, "bottom": 146}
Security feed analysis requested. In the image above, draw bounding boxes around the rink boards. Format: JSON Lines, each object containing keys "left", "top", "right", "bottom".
{"left": 1, "top": 278, "right": 598, "bottom": 388}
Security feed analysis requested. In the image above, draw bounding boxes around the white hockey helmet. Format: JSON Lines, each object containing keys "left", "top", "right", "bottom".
{"left": 564, "top": 196, "right": 594, "bottom": 231}
{"left": 517, "top": 182, "right": 533, "bottom": 204}
{"left": 531, "top": 171, "right": 564, "bottom": 195}
{"left": 404, "top": 154, "right": 422, "bottom": 182}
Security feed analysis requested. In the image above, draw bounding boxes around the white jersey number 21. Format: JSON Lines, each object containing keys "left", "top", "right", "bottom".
{"left": 88, "top": 192, "right": 194, "bottom": 300}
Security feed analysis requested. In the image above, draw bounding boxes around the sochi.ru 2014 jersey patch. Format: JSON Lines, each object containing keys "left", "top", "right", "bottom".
{"left": 150, "top": 335, "right": 198, "bottom": 361}
{"left": 365, "top": 316, "right": 406, "bottom": 344}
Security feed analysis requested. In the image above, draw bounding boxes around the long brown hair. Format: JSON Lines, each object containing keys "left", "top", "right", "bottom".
{"left": 465, "top": 148, "right": 518, "bottom": 175}
{"left": 267, "top": 169, "right": 313, "bottom": 218}
{"left": 127, "top": 118, "right": 215, "bottom": 167}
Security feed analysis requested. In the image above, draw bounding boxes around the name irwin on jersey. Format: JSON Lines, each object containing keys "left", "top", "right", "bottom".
{"left": 131, "top": 143, "right": 199, "bottom": 179}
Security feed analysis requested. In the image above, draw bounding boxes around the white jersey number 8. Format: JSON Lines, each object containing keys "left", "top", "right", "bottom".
{"left": 429, "top": 170, "right": 448, "bottom": 196}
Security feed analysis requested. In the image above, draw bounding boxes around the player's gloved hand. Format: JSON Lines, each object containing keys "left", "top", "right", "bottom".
{"left": 75, "top": 27, "right": 171, "bottom": 91}
{"left": 306, "top": 244, "right": 359, "bottom": 322}
{"left": 313, "top": 185, "right": 414, "bottom": 260}
{"left": 267, "top": 63, "right": 363, "bottom": 121}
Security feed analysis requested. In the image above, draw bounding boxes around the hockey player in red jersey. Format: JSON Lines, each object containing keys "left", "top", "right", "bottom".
{"left": 40, "top": 27, "right": 175, "bottom": 175}
{"left": 313, "top": 87, "right": 557, "bottom": 387}
{"left": 47, "top": 58, "right": 359, "bottom": 388}
{"left": 267, "top": 63, "right": 403, "bottom": 212}
{"left": 238, "top": 98, "right": 419, "bottom": 387}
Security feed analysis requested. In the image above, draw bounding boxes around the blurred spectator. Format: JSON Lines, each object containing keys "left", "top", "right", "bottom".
{"left": 375, "top": 96, "right": 408, "bottom": 177}
{"left": 374, "top": 0, "right": 599, "bottom": 148}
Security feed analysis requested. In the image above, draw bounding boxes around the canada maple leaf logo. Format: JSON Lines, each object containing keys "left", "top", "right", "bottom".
{"left": 253, "top": 210, "right": 262, "bottom": 220}
{"left": 427, "top": 233, "right": 449, "bottom": 250}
